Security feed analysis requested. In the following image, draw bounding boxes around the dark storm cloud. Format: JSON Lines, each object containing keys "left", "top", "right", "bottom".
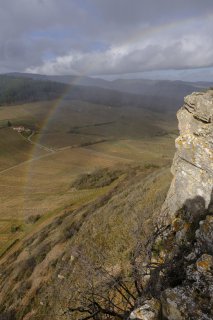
{"left": 0, "top": 0, "right": 213, "bottom": 78}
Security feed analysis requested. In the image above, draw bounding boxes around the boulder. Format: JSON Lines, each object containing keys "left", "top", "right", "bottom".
{"left": 130, "top": 298, "right": 161, "bottom": 320}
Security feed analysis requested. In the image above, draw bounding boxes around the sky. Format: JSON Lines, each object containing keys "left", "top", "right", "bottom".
{"left": 1, "top": 0, "right": 213, "bottom": 81}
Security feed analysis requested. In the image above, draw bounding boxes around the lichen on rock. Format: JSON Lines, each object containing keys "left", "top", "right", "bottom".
{"left": 161, "top": 211, "right": 213, "bottom": 319}
{"left": 158, "top": 90, "right": 213, "bottom": 320}
{"left": 161, "top": 90, "right": 213, "bottom": 223}
{"left": 130, "top": 298, "right": 161, "bottom": 320}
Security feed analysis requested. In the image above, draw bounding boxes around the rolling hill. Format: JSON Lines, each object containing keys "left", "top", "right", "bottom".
{"left": 0, "top": 74, "right": 182, "bottom": 114}
{"left": 0, "top": 74, "right": 184, "bottom": 319}
{"left": 6, "top": 72, "right": 213, "bottom": 105}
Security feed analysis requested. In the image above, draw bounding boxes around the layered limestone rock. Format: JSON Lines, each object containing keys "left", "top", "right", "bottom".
{"left": 130, "top": 91, "right": 213, "bottom": 320}
{"left": 159, "top": 90, "right": 213, "bottom": 319}
{"left": 162, "top": 90, "right": 213, "bottom": 222}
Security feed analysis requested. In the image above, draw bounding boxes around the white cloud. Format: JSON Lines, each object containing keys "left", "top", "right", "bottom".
{"left": 1, "top": 0, "right": 213, "bottom": 77}
{"left": 26, "top": 16, "right": 213, "bottom": 76}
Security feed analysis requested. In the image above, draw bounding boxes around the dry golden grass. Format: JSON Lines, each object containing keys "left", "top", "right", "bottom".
{"left": 0, "top": 146, "right": 127, "bottom": 217}
{"left": 0, "top": 125, "right": 175, "bottom": 261}
{"left": 0, "top": 128, "right": 48, "bottom": 171}
{"left": 87, "top": 136, "right": 175, "bottom": 165}
{"left": 0, "top": 99, "right": 177, "bottom": 318}
{"left": 0, "top": 165, "right": 173, "bottom": 319}
{"left": 0, "top": 143, "right": 130, "bottom": 257}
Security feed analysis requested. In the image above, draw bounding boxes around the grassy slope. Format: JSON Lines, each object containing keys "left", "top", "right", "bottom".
{"left": 0, "top": 98, "right": 176, "bottom": 319}
{"left": 0, "top": 98, "right": 176, "bottom": 258}
{"left": 0, "top": 165, "right": 172, "bottom": 319}
{"left": 0, "top": 101, "right": 56, "bottom": 171}
{"left": 0, "top": 128, "right": 33, "bottom": 170}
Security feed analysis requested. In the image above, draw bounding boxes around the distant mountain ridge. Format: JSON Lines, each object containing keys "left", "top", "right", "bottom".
{"left": 0, "top": 74, "right": 180, "bottom": 113}
{"left": 5, "top": 72, "right": 213, "bottom": 100}
{"left": 1, "top": 73, "right": 212, "bottom": 114}
{"left": 0, "top": 75, "right": 68, "bottom": 106}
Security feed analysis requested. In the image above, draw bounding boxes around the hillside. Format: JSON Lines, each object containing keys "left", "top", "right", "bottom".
{"left": 0, "top": 75, "right": 184, "bottom": 114}
{"left": 0, "top": 74, "right": 178, "bottom": 319}
{"left": 1, "top": 0, "right": 213, "bottom": 318}
{"left": 0, "top": 90, "right": 212, "bottom": 319}
{"left": 0, "top": 94, "right": 176, "bottom": 240}
{"left": 0, "top": 76, "right": 69, "bottom": 106}
{"left": 0, "top": 164, "right": 172, "bottom": 320}
{"left": 6, "top": 72, "right": 213, "bottom": 106}
{"left": 1, "top": 83, "right": 212, "bottom": 320}
{"left": 4, "top": 75, "right": 212, "bottom": 320}
{"left": 0, "top": 128, "right": 47, "bottom": 171}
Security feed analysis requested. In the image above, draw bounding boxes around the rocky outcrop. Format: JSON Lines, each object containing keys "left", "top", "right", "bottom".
{"left": 161, "top": 211, "right": 213, "bottom": 319}
{"left": 131, "top": 90, "right": 213, "bottom": 320}
{"left": 159, "top": 90, "right": 213, "bottom": 319}
{"left": 161, "top": 90, "right": 213, "bottom": 223}
{"left": 132, "top": 207, "right": 213, "bottom": 319}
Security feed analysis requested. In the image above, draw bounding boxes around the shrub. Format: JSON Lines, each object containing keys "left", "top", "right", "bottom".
{"left": 15, "top": 280, "right": 32, "bottom": 299}
{"left": 61, "top": 225, "right": 77, "bottom": 242}
{"left": 35, "top": 243, "right": 52, "bottom": 264}
{"left": 15, "top": 257, "right": 37, "bottom": 281}
{"left": 71, "top": 168, "right": 122, "bottom": 190}
{"left": 60, "top": 219, "right": 83, "bottom": 243}
{"left": 10, "top": 225, "right": 21, "bottom": 233}
{"left": 25, "top": 214, "right": 41, "bottom": 224}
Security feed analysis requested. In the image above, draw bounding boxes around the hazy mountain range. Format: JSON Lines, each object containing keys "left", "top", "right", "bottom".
{"left": 0, "top": 72, "right": 210, "bottom": 117}
{"left": 6, "top": 72, "right": 213, "bottom": 100}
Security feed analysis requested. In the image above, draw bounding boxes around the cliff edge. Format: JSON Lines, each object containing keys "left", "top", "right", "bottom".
{"left": 160, "top": 90, "right": 213, "bottom": 319}
{"left": 162, "top": 90, "right": 213, "bottom": 222}
{"left": 130, "top": 90, "right": 213, "bottom": 320}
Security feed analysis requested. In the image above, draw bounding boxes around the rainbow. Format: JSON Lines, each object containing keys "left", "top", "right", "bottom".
{"left": 22, "top": 74, "right": 88, "bottom": 216}
{"left": 21, "top": 11, "right": 213, "bottom": 215}
{"left": 27, "top": 10, "right": 213, "bottom": 154}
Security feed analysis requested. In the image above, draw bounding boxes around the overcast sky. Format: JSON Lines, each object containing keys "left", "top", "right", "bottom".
{"left": 1, "top": 0, "right": 213, "bottom": 81}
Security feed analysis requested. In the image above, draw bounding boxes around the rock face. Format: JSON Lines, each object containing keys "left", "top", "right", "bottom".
{"left": 128, "top": 91, "right": 213, "bottom": 320}
{"left": 159, "top": 90, "right": 213, "bottom": 319}
{"left": 162, "top": 90, "right": 213, "bottom": 223}
{"left": 161, "top": 212, "right": 213, "bottom": 319}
